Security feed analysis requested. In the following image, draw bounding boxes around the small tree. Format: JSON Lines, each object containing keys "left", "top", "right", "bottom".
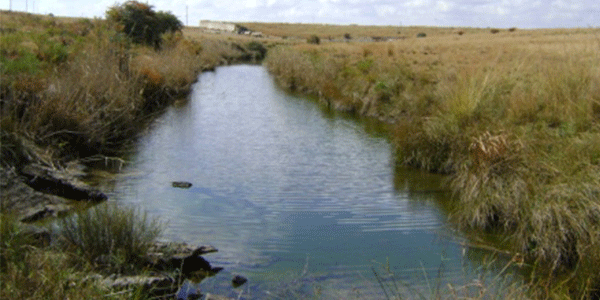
{"left": 106, "top": 1, "right": 182, "bottom": 48}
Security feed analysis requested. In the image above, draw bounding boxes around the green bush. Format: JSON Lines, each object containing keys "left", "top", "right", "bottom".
{"left": 58, "top": 203, "right": 162, "bottom": 263}
{"left": 0, "top": 51, "right": 41, "bottom": 75}
{"left": 106, "top": 1, "right": 182, "bottom": 48}
{"left": 41, "top": 41, "right": 69, "bottom": 63}
{"left": 246, "top": 41, "right": 267, "bottom": 60}
{"left": 307, "top": 35, "right": 320, "bottom": 45}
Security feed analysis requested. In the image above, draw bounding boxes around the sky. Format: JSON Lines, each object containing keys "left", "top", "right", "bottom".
{"left": 3, "top": 0, "right": 599, "bottom": 29}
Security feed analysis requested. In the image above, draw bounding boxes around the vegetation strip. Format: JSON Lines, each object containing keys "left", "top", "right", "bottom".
{"left": 1, "top": 3, "right": 265, "bottom": 298}
{"left": 264, "top": 27, "right": 600, "bottom": 298}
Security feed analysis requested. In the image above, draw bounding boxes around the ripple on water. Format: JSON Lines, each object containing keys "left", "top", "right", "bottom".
{"left": 103, "top": 65, "right": 518, "bottom": 299}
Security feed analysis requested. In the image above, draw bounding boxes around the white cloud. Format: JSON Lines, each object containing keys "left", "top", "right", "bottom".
{"left": 375, "top": 5, "right": 397, "bottom": 17}
{"left": 436, "top": 0, "right": 454, "bottom": 12}
{"left": 404, "top": 0, "right": 431, "bottom": 8}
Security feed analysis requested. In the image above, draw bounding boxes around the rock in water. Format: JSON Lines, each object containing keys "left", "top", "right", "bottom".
{"left": 172, "top": 181, "right": 192, "bottom": 188}
{"left": 21, "top": 164, "right": 107, "bottom": 201}
{"left": 231, "top": 275, "right": 248, "bottom": 288}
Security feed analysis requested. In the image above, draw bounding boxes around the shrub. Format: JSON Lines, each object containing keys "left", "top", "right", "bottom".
{"left": 106, "top": 1, "right": 182, "bottom": 48}
{"left": 39, "top": 40, "right": 69, "bottom": 63}
{"left": 58, "top": 203, "right": 162, "bottom": 263}
{"left": 490, "top": 28, "right": 500, "bottom": 34}
{"left": 508, "top": 27, "right": 517, "bottom": 32}
{"left": 0, "top": 51, "right": 41, "bottom": 75}
{"left": 246, "top": 41, "right": 267, "bottom": 60}
{"left": 344, "top": 33, "right": 351, "bottom": 40}
{"left": 307, "top": 34, "right": 320, "bottom": 45}
{"left": 416, "top": 32, "right": 427, "bottom": 38}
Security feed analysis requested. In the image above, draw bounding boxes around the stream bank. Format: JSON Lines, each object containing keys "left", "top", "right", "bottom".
{"left": 264, "top": 42, "right": 600, "bottom": 299}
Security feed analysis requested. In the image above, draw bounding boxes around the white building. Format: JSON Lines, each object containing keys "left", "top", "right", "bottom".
{"left": 198, "top": 21, "right": 240, "bottom": 33}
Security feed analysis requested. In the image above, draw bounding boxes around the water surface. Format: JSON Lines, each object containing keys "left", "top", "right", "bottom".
{"left": 103, "top": 65, "right": 517, "bottom": 298}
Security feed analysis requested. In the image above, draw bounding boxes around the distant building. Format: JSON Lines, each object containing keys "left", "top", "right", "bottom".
{"left": 198, "top": 21, "right": 242, "bottom": 33}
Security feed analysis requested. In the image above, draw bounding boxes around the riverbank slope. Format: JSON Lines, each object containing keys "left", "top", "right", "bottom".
{"left": 264, "top": 27, "right": 600, "bottom": 298}
{"left": 1, "top": 9, "right": 266, "bottom": 299}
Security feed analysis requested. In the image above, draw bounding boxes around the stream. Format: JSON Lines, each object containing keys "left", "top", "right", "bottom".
{"left": 99, "top": 65, "right": 521, "bottom": 299}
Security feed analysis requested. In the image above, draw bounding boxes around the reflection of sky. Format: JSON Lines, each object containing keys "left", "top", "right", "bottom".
{"left": 106, "top": 65, "right": 511, "bottom": 298}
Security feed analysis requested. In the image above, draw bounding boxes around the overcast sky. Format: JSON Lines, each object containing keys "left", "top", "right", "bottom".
{"left": 3, "top": 0, "right": 599, "bottom": 28}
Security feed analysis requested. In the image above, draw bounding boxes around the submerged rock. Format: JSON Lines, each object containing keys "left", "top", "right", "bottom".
{"left": 81, "top": 242, "right": 224, "bottom": 299}
{"left": 231, "top": 275, "right": 248, "bottom": 287}
{"left": 145, "top": 242, "right": 221, "bottom": 276}
{"left": 172, "top": 181, "right": 193, "bottom": 188}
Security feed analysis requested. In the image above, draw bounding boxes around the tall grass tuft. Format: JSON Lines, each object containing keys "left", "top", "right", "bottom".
{"left": 58, "top": 203, "right": 163, "bottom": 264}
{"left": 0, "top": 213, "right": 148, "bottom": 299}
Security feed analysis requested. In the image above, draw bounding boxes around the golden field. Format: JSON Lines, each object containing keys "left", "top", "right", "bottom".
{"left": 264, "top": 24, "right": 600, "bottom": 298}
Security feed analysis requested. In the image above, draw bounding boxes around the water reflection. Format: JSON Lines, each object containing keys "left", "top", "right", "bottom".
{"left": 98, "top": 65, "right": 519, "bottom": 299}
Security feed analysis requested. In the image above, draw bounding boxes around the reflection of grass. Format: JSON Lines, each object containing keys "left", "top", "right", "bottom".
{"left": 372, "top": 255, "right": 531, "bottom": 300}
{"left": 241, "top": 253, "right": 531, "bottom": 300}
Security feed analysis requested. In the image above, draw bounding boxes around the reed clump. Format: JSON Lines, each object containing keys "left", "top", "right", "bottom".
{"left": 58, "top": 203, "right": 163, "bottom": 265}
{"left": 265, "top": 28, "right": 600, "bottom": 298}
{"left": 1, "top": 204, "right": 160, "bottom": 299}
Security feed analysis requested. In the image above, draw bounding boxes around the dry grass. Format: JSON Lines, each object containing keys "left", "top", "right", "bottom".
{"left": 0, "top": 208, "right": 156, "bottom": 300}
{"left": 0, "top": 10, "right": 263, "bottom": 297}
{"left": 58, "top": 202, "right": 162, "bottom": 264}
{"left": 238, "top": 22, "right": 492, "bottom": 40}
{"left": 0, "top": 10, "right": 259, "bottom": 165}
{"left": 265, "top": 26, "right": 600, "bottom": 298}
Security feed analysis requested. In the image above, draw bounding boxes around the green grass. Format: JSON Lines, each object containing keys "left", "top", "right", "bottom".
{"left": 0, "top": 10, "right": 256, "bottom": 167}
{"left": 58, "top": 203, "right": 163, "bottom": 266}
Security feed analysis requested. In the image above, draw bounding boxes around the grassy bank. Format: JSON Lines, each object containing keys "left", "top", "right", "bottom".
{"left": 0, "top": 7, "right": 268, "bottom": 299}
{"left": 265, "top": 28, "right": 600, "bottom": 298}
{"left": 0, "top": 9, "right": 266, "bottom": 167}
